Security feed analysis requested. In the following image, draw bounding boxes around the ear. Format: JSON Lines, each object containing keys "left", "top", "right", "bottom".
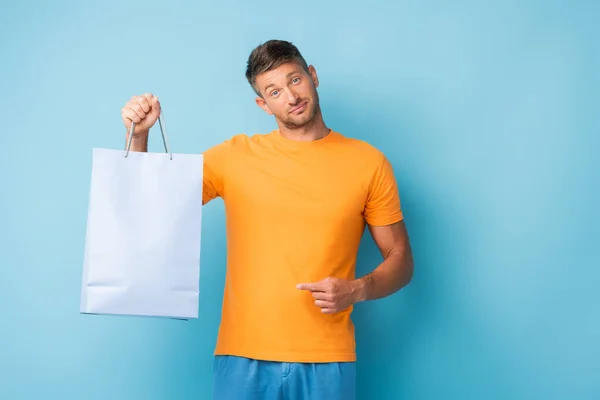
{"left": 308, "top": 65, "right": 319, "bottom": 88}
{"left": 255, "top": 96, "right": 273, "bottom": 115}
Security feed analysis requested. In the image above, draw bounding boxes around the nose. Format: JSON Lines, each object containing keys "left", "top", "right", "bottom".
{"left": 285, "top": 87, "right": 300, "bottom": 104}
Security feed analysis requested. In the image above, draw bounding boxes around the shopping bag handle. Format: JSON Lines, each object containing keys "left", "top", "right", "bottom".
{"left": 125, "top": 112, "right": 172, "bottom": 160}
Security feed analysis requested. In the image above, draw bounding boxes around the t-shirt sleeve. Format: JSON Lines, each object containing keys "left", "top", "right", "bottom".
{"left": 364, "top": 151, "right": 403, "bottom": 226}
{"left": 202, "top": 139, "right": 231, "bottom": 204}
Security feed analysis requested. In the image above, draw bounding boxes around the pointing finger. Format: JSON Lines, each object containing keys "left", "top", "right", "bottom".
{"left": 296, "top": 282, "right": 325, "bottom": 291}
{"left": 296, "top": 283, "right": 315, "bottom": 291}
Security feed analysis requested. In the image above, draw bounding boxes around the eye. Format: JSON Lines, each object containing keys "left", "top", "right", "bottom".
{"left": 270, "top": 90, "right": 279, "bottom": 97}
{"left": 292, "top": 77, "right": 300, "bottom": 84}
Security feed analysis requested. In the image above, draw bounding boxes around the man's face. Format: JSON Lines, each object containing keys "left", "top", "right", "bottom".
{"left": 254, "top": 61, "right": 320, "bottom": 129}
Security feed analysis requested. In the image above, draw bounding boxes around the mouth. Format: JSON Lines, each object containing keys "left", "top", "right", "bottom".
{"left": 289, "top": 101, "right": 308, "bottom": 114}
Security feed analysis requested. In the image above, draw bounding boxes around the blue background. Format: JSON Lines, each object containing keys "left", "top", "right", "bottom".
{"left": 1, "top": 1, "right": 598, "bottom": 399}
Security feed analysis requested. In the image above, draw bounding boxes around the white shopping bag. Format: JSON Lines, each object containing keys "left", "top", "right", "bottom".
{"left": 80, "top": 113, "right": 203, "bottom": 319}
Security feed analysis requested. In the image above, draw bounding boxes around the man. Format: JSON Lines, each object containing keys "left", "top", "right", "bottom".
{"left": 120, "top": 39, "right": 413, "bottom": 400}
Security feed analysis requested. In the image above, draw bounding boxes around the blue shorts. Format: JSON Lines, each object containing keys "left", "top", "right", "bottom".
{"left": 212, "top": 355, "right": 356, "bottom": 400}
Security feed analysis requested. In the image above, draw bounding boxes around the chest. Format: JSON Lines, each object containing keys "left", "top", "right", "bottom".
{"left": 225, "top": 150, "right": 371, "bottom": 222}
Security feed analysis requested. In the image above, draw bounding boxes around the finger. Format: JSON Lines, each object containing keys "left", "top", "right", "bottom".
{"left": 296, "top": 283, "right": 316, "bottom": 291}
{"left": 314, "top": 300, "right": 334, "bottom": 308}
{"left": 136, "top": 94, "right": 151, "bottom": 113}
{"left": 128, "top": 102, "right": 147, "bottom": 121}
{"left": 297, "top": 282, "right": 325, "bottom": 291}
{"left": 320, "top": 307, "right": 336, "bottom": 314}
{"left": 311, "top": 291, "right": 333, "bottom": 301}
{"left": 141, "top": 93, "right": 154, "bottom": 110}
{"left": 122, "top": 107, "right": 142, "bottom": 124}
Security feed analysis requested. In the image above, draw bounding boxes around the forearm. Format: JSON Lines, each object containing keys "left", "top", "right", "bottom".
{"left": 352, "top": 250, "right": 413, "bottom": 303}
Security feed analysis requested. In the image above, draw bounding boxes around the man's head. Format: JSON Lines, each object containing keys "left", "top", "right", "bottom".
{"left": 246, "top": 40, "right": 321, "bottom": 129}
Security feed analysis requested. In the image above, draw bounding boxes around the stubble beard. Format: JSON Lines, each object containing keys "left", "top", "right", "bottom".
{"left": 281, "top": 97, "right": 320, "bottom": 130}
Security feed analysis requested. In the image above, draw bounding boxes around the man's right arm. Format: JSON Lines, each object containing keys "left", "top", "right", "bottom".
{"left": 122, "top": 92, "right": 230, "bottom": 205}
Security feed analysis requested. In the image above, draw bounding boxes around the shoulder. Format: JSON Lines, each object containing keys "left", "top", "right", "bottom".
{"left": 334, "top": 132, "right": 388, "bottom": 166}
{"left": 336, "top": 131, "right": 382, "bottom": 152}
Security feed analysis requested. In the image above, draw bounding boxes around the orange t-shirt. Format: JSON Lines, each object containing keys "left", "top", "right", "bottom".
{"left": 202, "top": 129, "right": 403, "bottom": 363}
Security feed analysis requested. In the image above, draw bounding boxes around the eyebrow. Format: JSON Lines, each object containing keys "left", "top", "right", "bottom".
{"left": 263, "top": 70, "right": 302, "bottom": 93}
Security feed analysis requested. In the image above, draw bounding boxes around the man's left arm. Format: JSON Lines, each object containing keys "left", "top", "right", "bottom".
{"left": 351, "top": 220, "right": 414, "bottom": 303}
{"left": 296, "top": 221, "right": 413, "bottom": 313}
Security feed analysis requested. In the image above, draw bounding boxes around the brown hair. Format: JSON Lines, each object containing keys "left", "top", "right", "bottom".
{"left": 245, "top": 40, "right": 309, "bottom": 96}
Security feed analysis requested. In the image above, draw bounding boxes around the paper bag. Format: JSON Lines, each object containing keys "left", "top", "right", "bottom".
{"left": 80, "top": 114, "right": 203, "bottom": 319}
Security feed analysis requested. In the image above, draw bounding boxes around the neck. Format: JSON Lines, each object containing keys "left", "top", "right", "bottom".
{"left": 277, "top": 107, "right": 330, "bottom": 142}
